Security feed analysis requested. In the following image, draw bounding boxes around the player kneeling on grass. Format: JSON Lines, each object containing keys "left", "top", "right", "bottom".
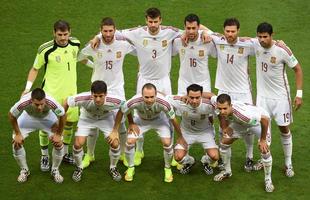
{"left": 214, "top": 94, "right": 274, "bottom": 193}
{"left": 110, "top": 83, "right": 185, "bottom": 183}
{"left": 64, "top": 81, "right": 124, "bottom": 182}
{"left": 167, "top": 84, "right": 219, "bottom": 175}
{"left": 9, "top": 88, "right": 65, "bottom": 183}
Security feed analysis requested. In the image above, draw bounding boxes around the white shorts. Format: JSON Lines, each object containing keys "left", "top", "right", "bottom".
{"left": 109, "top": 86, "right": 126, "bottom": 101}
{"left": 177, "top": 78, "right": 211, "bottom": 95}
{"left": 175, "top": 127, "right": 218, "bottom": 150}
{"left": 127, "top": 113, "right": 172, "bottom": 139}
{"left": 218, "top": 90, "right": 253, "bottom": 104}
{"left": 256, "top": 95, "right": 292, "bottom": 126}
{"left": 15, "top": 110, "right": 58, "bottom": 139}
{"left": 75, "top": 113, "right": 114, "bottom": 138}
{"left": 136, "top": 74, "right": 171, "bottom": 95}
{"left": 229, "top": 122, "right": 271, "bottom": 146}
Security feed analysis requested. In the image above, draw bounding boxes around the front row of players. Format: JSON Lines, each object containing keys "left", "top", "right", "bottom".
{"left": 9, "top": 81, "right": 275, "bottom": 192}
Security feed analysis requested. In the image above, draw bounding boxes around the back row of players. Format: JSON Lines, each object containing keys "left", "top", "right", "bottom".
{"left": 9, "top": 7, "right": 303, "bottom": 193}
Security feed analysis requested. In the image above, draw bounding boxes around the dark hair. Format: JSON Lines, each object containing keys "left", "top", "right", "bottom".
{"left": 54, "top": 20, "right": 70, "bottom": 32}
{"left": 31, "top": 88, "right": 46, "bottom": 101}
{"left": 257, "top": 22, "right": 273, "bottom": 35}
{"left": 145, "top": 7, "right": 161, "bottom": 18}
{"left": 100, "top": 17, "right": 115, "bottom": 28}
{"left": 91, "top": 81, "right": 107, "bottom": 94}
{"left": 223, "top": 18, "right": 240, "bottom": 29}
{"left": 216, "top": 94, "right": 231, "bottom": 105}
{"left": 142, "top": 83, "right": 157, "bottom": 94}
{"left": 186, "top": 84, "right": 203, "bottom": 94}
{"left": 184, "top": 14, "right": 200, "bottom": 26}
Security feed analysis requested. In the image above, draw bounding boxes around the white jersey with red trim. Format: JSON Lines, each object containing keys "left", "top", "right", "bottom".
{"left": 78, "top": 36, "right": 135, "bottom": 97}
{"left": 122, "top": 93, "right": 175, "bottom": 120}
{"left": 10, "top": 92, "right": 64, "bottom": 118}
{"left": 253, "top": 39, "right": 298, "bottom": 99}
{"left": 67, "top": 92, "right": 124, "bottom": 120}
{"left": 167, "top": 95, "right": 215, "bottom": 134}
{"left": 119, "top": 26, "right": 180, "bottom": 79}
{"left": 228, "top": 101, "right": 268, "bottom": 127}
{"left": 173, "top": 32, "right": 216, "bottom": 88}
{"left": 212, "top": 34, "right": 255, "bottom": 93}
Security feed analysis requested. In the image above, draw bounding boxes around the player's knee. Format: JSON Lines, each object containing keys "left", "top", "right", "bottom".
{"left": 110, "top": 139, "right": 119, "bottom": 149}
{"left": 174, "top": 149, "right": 186, "bottom": 162}
{"left": 208, "top": 149, "right": 219, "bottom": 161}
{"left": 126, "top": 138, "right": 136, "bottom": 146}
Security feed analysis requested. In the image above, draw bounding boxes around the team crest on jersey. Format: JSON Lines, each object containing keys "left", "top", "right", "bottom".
{"left": 183, "top": 111, "right": 188, "bottom": 117}
{"left": 55, "top": 55, "right": 61, "bottom": 63}
{"left": 97, "top": 52, "right": 103, "bottom": 58}
{"left": 270, "top": 56, "right": 276, "bottom": 64}
{"left": 200, "top": 114, "right": 206, "bottom": 120}
{"left": 143, "top": 39, "right": 148, "bottom": 47}
{"left": 238, "top": 47, "right": 244, "bottom": 54}
{"left": 64, "top": 50, "right": 68, "bottom": 54}
{"left": 199, "top": 50, "right": 204, "bottom": 57}
{"left": 256, "top": 50, "right": 260, "bottom": 56}
{"left": 181, "top": 49, "right": 185, "bottom": 55}
{"left": 162, "top": 40, "right": 168, "bottom": 47}
{"left": 220, "top": 44, "right": 224, "bottom": 51}
{"left": 116, "top": 51, "right": 122, "bottom": 58}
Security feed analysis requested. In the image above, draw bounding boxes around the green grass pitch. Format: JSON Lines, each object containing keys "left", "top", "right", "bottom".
{"left": 0, "top": 0, "right": 309, "bottom": 199}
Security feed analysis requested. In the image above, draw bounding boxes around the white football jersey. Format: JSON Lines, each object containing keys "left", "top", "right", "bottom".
{"left": 167, "top": 95, "right": 215, "bottom": 134}
{"left": 10, "top": 92, "right": 64, "bottom": 118}
{"left": 173, "top": 32, "right": 216, "bottom": 90}
{"left": 122, "top": 93, "right": 175, "bottom": 120}
{"left": 78, "top": 36, "right": 135, "bottom": 98}
{"left": 227, "top": 101, "right": 267, "bottom": 127}
{"left": 119, "top": 26, "right": 180, "bottom": 79}
{"left": 253, "top": 39, "right": 298, "bottom": 99}
{"left": 212, "top": 34, "right": 255, "bottom": 93}
{"left": 67, "top": 92, "right": 124, "bottom": 120}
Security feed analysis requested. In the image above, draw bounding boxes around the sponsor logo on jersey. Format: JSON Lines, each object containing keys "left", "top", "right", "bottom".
{"left": 143, "top": 39, "right": 148, "bottom": 47}
{"left": 220, "top": 44, "right": 224, "bottom": 51}
{"left": 97, "top": 52, "right": 103, "bottom": 58}
{"left": 162, "top": 40, "right": 168, "bottom": 47}
{"left": 181, "top": 49, "right": 185, "bottom": 55}
{"left": 270, "top": 56, "right": 276, "bottom": 64}
{"left": 238, "top": 47, "right": 244, "bottom": 54}
{"left": 55, "top": 108, "right": 62, "bottom": 115}
{"left": 199, "top": 50, "right": 204, "bottom": 57}
{"left": 116, "top": 51, "right": 122, "bottom": 58}
{"left": 55, "top": 55, "right": 61, "bottom": 63}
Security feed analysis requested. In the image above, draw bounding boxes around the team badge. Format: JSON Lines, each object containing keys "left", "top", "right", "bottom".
{"left": 199, "top": 50, "right": 204, "bottom": 57}
{"left": 183, "top": 111, "right": 188, "bottom": 117}
{"left": 64, "top": 50, "right": 68, "bottom": 54}
{"left": 238, "top": 47, "right": 244, "bottom": 54}
{"left": 55, "top": 55, "right": 61, "bottom": 63}
{"left": 55, "top": 109, "right": 62, "bottom": 115}
{"left": 162, "top": 40, "right": 167, "bottom": 47}
{"left": 181, "top": 49, "right": 185, "bottom": 55}
{"left": 256, "top": 50, "right": 260, "bottom": 56}
{"left": 220, "top": 44, "right": 224, "bottom": 51}
{"left": 270, "top": 56, "right": 276, "bottom": 64}
{"left": 200, "top": 114, "right": 206, "bottom": 120}
{"left": 116, "top": 51, "right": 122, "bottom": 58}
{"left": 97, "top": 52, "right": 103, "bottom": 58}
{"left": 143, "top": 39, "right": 148, "bottom": 47}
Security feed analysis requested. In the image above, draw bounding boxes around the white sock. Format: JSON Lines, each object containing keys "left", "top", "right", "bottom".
{"left": 63, "top": 144, "right": 69, "bottom": 155}
{"left": 136, "top": 137, "right": 144, "bottom": 153}
{"left": 41, "top": 148, "right": 49, "bottom": 157}
{"left": 262, "top": 152, "right": 272, "bottom": 181}
{"left": 13, "top": 146, "right": 28, "bottom": 170}
{"left": 109, "top": 146, "right": 121, "bottom": 169}
{"left": 220, "top": 143, "right": 231, "bottom": 173}
{"left": 73, "top": 146, "right": 84, "bottom": 169}
{"left": 163, "top": 144, "right": 173, "bottom": 168}
{"left": 243, "top": 133, "right": 254, "bottom": 159}
{"left": 180, "top": 154, "right": 195, "bottom": 165}
{"left": 86, "top": 133, "right": 99, "bottom": 157}
{"left": 52, "top": 145, "right": 64, "bottom": 170}
{"left": 125, "top": 142, "right": 135, "bottom": 167}
{"left": 280, "top": 131, "right": 292, "bottom": 167}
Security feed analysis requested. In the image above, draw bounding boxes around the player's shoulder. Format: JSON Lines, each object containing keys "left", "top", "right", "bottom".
{"left": 274, "top": 42, "right": 293, "bottom": 56}
{"left": 106, "top": 95, "right": 123, "bottom": 105}
{"left": 127, "top": 94, "right": 143, "bottom": 106}
{"left": 74, "top": 92, "right": 92, "bottom": 102}
{"left": 37, "top": 40, "right": 55, "bottom": 54}
{"left": 156, "top": 95, "right": 172, "bottom": 108}
{"left": 211, "top": 32, "right": 224, "bottom": 39}
{"left": 69, "top": 37, "right": 80, "bottom": 47}
{"left": 45, "top": 95, "right": 61, "bottom": 109}
{"left": 161, "top": 25, "right": 179, "bottom": 32}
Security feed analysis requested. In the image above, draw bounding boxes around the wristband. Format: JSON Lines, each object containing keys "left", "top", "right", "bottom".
{"left": 296, "top": 90, "right": 303, "bottom": 98}
{"left": 25, "top": 81, "right": 33, "bottom": 90}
